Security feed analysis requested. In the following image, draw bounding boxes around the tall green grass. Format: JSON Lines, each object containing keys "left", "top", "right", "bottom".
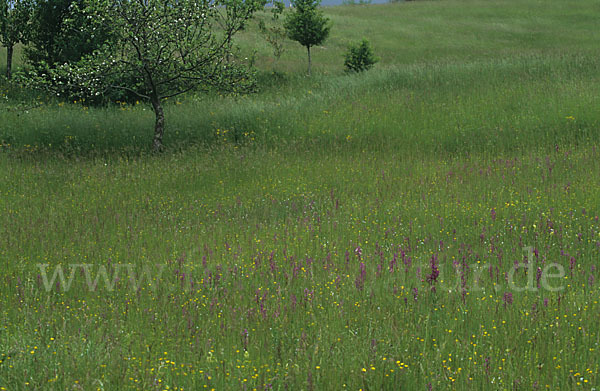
{"left": 2, "top": 53, "right": 600, "bottom": 157}
{"left": 1, "top": 0, "right": 600, "bottom": 390}
{"left": 1, "top": 0, "right": 600, "bottom": 156}
{"left": 1, "top": 142, "right": 599, "bottom": 390}
{"left": 244, "top": 0, "right": 600, "bottom": 73}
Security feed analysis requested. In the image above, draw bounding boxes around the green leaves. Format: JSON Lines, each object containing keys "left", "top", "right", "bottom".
{"left": 284, "top": 0, "right": 330, "bottom": 49}
{"left": 24, "top": 0, "right": 265, "bottom": 103}
{"left": 258, "top": 1, "right": 287, "bottom": 61}
{"left": 343, "top": 39, "right": 378, "bottom": 73}
{"left": 0, "top": 0, "right": 30, "bottom": 46}
{"left": 89, "top": 0, "right": 263, "bottom": 98}
{"left": 22, "top": 0, "right": 267, "bottom": 148}
{"left": 24, "top": 0, "right": 111, "bottom": 66}
{"left": 283, "top": 0, "right": 330, "bottom": 74}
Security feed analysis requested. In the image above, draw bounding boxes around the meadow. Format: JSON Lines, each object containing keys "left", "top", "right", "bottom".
{"left": 1, "top": 0, "right": 600, "bottom": 389}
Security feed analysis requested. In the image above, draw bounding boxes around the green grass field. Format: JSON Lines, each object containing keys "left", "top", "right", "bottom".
{"left": 1, "top": 0, "right": 600, "bottom": 389}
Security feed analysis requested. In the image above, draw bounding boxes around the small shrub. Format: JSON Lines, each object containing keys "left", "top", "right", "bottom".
{"left": 343, "top": 39, "right": 378, "bottom": 73}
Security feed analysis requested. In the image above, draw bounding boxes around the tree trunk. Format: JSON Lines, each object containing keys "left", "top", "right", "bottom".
{"left": 151, "top": 95, "right": 165, "bottom": 152}
{"left": 307, "top": 45, "right": 311, "bottom": 76}
{"left": 6, "top": 45, "right": 13, "bottom": 80}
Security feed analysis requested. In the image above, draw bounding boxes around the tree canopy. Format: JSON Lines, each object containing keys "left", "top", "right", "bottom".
{"left": 0, "top": 0, "right": 30, "bottom": 79}
{"left": 24, "top": 0, "right": 112, "bottom": 67}
{"left": 284, "top": 0, "right": 330, "bottom": 75}
{"left": 26, "top": 0, "right": 266, "bottom": 151}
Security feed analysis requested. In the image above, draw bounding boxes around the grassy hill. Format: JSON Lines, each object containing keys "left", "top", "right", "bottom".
{"left": 1, "top": 0, "right": 600, "bottom": 155}
{"left": 245, "top": 0, "right": 600, "bottom": 73}
{"left": 1, "top": 0, "right": 599, "bottom": 390}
